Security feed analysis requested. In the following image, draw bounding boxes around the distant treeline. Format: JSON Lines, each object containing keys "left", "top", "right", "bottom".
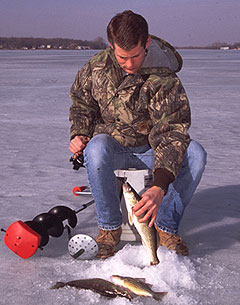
{"left": 1, "top": 37, "right": 240, "bottom": 51}
{"left": 177, "top": 41, "right": 240, "bottom": 50}
{"left": 0, "top": 37, "right": 107, "bottom": 50}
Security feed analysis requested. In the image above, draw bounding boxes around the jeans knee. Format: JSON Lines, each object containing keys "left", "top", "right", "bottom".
{"left": 188, "top": 140, "right": 207, "bottom": 173}
{"left": 83, "top": 134, "right": 113, "bottom": 167}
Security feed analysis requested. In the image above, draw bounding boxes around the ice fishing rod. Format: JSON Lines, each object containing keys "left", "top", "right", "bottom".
{"left": 1, "top": 198, "right": 95, "bottom": 260}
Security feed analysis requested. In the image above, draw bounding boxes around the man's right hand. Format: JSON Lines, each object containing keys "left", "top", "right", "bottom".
{"left": 68, "top": 135, "right": 90, "bottom": 155}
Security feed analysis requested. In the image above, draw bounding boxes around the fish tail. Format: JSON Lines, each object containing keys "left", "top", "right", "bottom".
{"left": 50, "top": 282, "right": 66, "bottom": 289}
{"left": 150, "top": 258, "right": 160, "bottom": 266}
{"left": 153, "top": 291, "right": 168, "bottom": 300}
{"left": 149, "top": 246, "right": 160, "bottom": 266}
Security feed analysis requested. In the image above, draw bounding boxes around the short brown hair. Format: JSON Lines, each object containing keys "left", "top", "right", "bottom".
{"left": 107, "top": 10, "right": 149, "bottom": 50}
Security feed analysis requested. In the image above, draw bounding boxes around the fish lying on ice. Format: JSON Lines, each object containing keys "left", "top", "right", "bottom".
{"left": 111, "top": 275, "right": 167, "bottom": 301}
{"left": 122, "top": 182, "right": 159, "bottom": 265}
{"left": 50, "top": 278, "right": 133, "bottom": 300}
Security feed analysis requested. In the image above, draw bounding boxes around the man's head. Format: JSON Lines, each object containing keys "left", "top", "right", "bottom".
{"left": 107, "top": 10, "right": 151, "bottom": 74}
{"left": 107, "top": 10, "right": 149, "bottom": 50}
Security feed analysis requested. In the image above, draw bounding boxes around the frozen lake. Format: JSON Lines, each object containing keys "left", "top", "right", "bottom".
{"left": 0, "top": 49, "right": 240, "bottom": 304}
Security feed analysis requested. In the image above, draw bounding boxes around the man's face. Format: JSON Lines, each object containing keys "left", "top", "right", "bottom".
{"left": 111, "top": 37, "right": 150, "bottom": 74}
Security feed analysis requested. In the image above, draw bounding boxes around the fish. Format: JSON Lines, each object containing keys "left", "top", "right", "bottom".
{"left": 122, "top": 182, "right": 160, "bottom": 265}
{"left": 50, "top": 278, "right": 133, "bottom": 300}
{"left": 111, "top": 275, "right": 167, "bottom": 301}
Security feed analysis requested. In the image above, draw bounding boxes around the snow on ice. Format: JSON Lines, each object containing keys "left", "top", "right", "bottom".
{"left": 0, "top": 49, "right": 239, "bottom": 305}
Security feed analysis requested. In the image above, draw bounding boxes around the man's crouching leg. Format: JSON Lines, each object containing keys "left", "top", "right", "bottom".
{"left": 154, "top": 140, "right": 207, "bottom": 256}
{"left": 83, "top": 134, "right": 124, "bottom": 258}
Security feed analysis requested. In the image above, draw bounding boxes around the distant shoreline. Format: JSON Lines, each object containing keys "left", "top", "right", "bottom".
{"left": 0, "top": 37, "right": 239, "bottom": 51}
{"left": 1, "top": 46, "right": 239, "bottom": 51}
{"left": 0, "top": 36, "right": 107, "bottom": 50}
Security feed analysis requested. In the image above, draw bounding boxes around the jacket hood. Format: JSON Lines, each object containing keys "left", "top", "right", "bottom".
{"left": 141, "top": 35, "right": 182, "bottom": 73}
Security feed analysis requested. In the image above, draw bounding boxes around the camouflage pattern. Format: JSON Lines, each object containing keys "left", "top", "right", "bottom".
{"left": 69, "top": 36, "right": 191, "bottom": 178}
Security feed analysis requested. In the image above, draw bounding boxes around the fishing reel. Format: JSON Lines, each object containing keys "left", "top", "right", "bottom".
{"left": 69, "top": 154, "right": 84, "bottom": 170}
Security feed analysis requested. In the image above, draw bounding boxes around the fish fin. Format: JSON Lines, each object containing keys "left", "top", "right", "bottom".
{"left": 50, "top": 282, "right": 66, "bottom": 289}
{"left": 126, "top": 290, "right": 137, "bottom": 300}
{"left": 134, "top": 278, "right": 147, "bottom": 283}
{"left": 145, "top": 282, "right": 153, "bottom": 288}
{"left": 153, "top": 291, "right": 168, "bottom": 300}
{"left": 136, "top": 279, "right": 153, "bottom": 288}
{"left": 128, "top": 211, "right": 134, "bottom": 225}
{"left": 141, "top": 237, "right": 149, "bottom": 250}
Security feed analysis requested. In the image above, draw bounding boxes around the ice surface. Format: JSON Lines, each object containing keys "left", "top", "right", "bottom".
{"left": 0, "top": 49, "right": 240, "bottom": 304}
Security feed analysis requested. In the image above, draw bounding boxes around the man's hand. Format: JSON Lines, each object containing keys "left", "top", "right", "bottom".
{"left": 133, "top": 186, "right": 164, "bottom": 227}
{"left": 68, "top": 135, "right": 90, "bottom": 155}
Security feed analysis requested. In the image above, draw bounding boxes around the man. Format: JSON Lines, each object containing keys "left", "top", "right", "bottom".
{"left": 68, "top": 10, "right": 207, "bottom": 258}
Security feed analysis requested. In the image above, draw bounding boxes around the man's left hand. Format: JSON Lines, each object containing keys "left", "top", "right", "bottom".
{"left": 132, "top": 186, "right": 164, "bottom": 227}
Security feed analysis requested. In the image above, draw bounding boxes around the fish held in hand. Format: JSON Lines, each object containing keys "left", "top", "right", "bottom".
{"left": 122, "top": 182, "right": 159, "bottom": 265}
{"left": 111, "top": 275, "right": 167, "bottom": 301}
{"left": 50, "top": 278, "right": 133, "bottom": 300}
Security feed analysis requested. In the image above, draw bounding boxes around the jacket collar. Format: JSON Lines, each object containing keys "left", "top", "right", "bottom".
{"left": 104, "top": 48, "right": 147, "bottom": 89}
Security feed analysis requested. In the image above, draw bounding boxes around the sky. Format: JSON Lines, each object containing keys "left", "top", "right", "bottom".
{"left": 0, "top": 0, "right": 240, "bottom": 47}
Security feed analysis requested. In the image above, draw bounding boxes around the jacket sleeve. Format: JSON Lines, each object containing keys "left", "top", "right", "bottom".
{"left": 69, "top": 62, "right": 101, "bottom": 140}
{"left": 148, "top": 73, "right": 191, "bottom": 193}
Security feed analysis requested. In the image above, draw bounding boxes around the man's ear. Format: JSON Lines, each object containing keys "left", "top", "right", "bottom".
{"left": 145, "top": 36, "right": 151, "bottom": 49}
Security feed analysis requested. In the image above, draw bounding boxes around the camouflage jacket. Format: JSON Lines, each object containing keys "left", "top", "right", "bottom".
{"left": 69, "top": 36, "right": 191, "bottom": 192}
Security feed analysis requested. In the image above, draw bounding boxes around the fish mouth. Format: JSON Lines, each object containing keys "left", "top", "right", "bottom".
{"left": 122, "top": 183, "right": 130, "bottom": 192}
{"left": 111, "top": 275, "right": 118, "bottom": 281}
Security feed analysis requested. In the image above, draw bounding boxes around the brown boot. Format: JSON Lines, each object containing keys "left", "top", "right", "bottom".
{"left": 95, "top": 227, "right": 122, "bottom": 259}
{"left": 155, "top": 226, "right": 189, "bottom": 256}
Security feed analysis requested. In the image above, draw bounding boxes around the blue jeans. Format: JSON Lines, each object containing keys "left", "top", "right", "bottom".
{"left": 83, "top": 134, "right": 207, "bottom": 234}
